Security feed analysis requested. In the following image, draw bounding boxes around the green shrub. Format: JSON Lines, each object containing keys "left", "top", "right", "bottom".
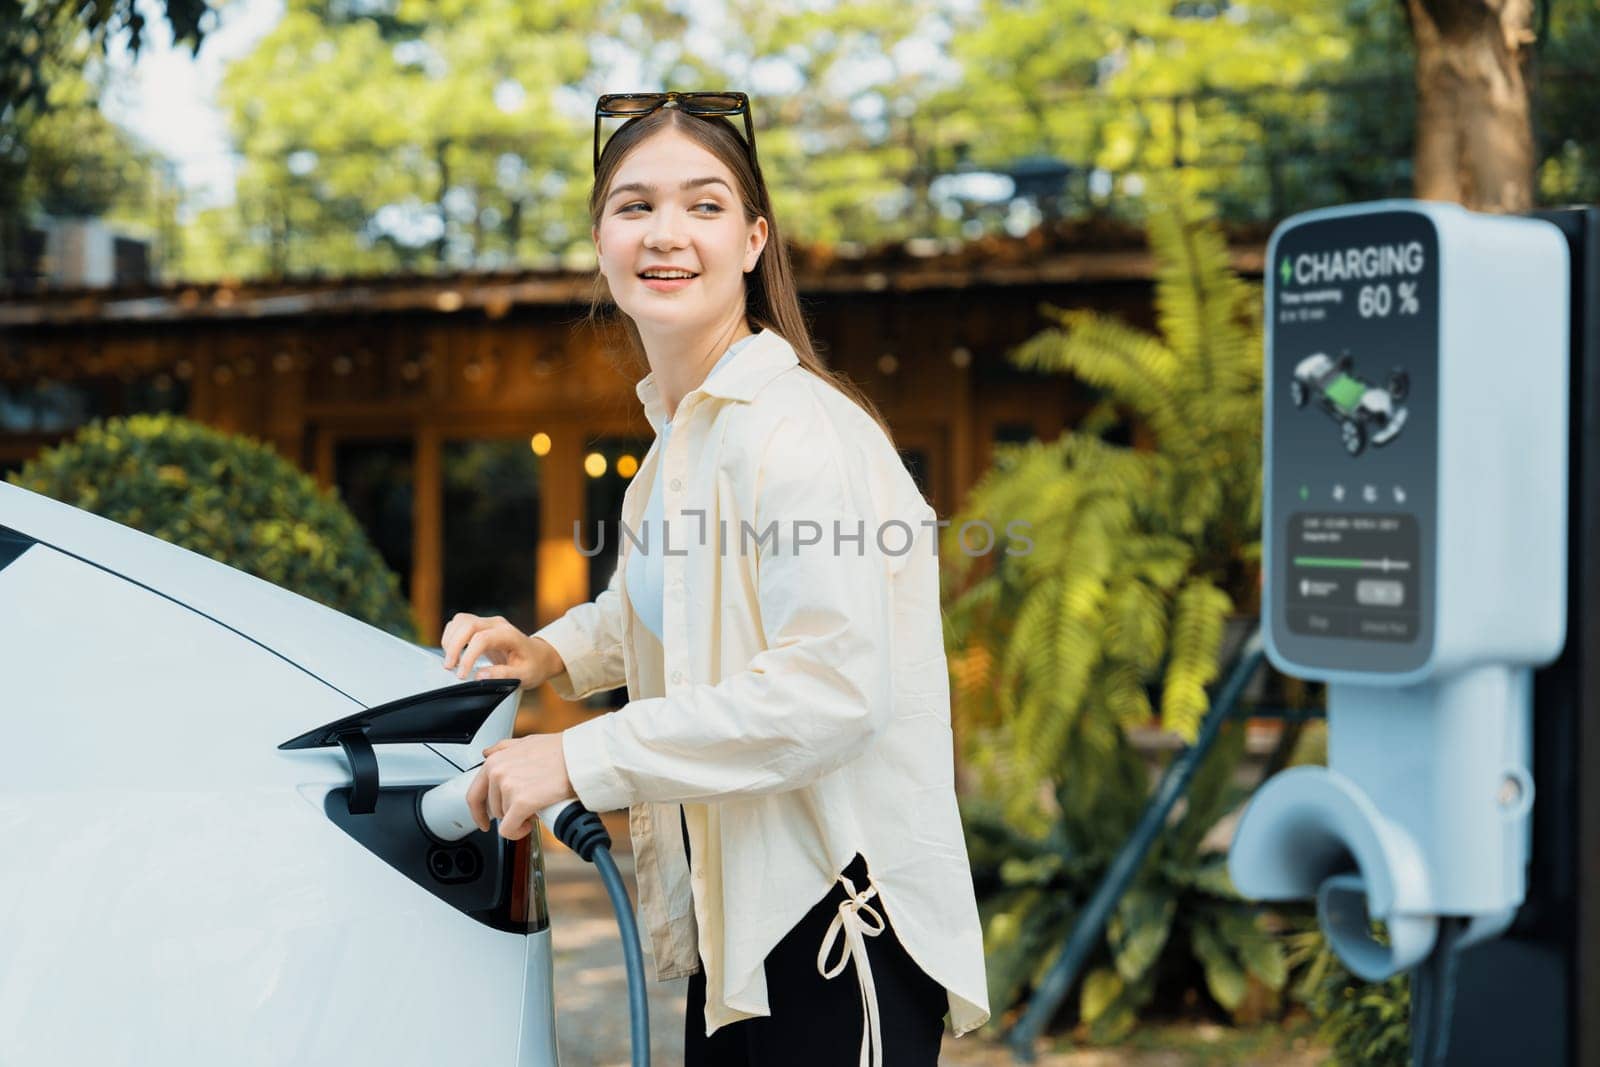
{"left": 1317, "top": 976, "right": 1408, "bottom": 1066}
{"left": 6, "top": 414, "right": 416, "bottom": 641}
{"left": 1291, "top": 928, "right": 1409, "bottom": 1066}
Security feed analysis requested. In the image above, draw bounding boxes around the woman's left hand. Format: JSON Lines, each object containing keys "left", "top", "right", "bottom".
{"left": 467, "top": 734, "right": 575, "bottom": 840}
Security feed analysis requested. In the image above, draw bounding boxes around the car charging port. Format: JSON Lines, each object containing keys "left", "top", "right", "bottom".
{"left": 427, "top": 845, "right": 483, "bottom": 884}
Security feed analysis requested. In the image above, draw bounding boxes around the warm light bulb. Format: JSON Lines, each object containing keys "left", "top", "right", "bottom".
{"left": 616, "top": 454, "right": 639, "bottom": 478}
{"left": 530, "top": 432, "right": 551, "bottom": 456}
{"left": 583, "top": 452, "right": 608, "bottom": 478}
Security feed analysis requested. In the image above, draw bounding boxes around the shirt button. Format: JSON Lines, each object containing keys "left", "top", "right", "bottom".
{"left": 671, "top": 670, "right": 684, "bottom": 684}
{"left": 670, "top": 478, "right": 683, "bottom": 491}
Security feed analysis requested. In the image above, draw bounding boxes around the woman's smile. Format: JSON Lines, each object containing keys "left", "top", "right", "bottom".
{"left": 639, "top": 274, "right": 698, "bottom": 293}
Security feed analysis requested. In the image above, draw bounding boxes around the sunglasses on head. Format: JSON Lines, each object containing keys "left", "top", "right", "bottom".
{"left": 593, "top": 91, "right": 758, "bottom": 176}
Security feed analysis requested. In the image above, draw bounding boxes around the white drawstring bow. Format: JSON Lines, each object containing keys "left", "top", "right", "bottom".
{"left": 816, "top": 873, "right": 888, "bottom": 1067}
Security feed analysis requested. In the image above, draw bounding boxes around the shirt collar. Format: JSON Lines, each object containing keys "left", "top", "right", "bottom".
{"left": 634, "top": 328, "right": 800, "bottom": 433}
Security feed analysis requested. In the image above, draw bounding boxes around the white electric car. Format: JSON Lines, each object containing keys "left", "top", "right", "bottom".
{"left": 0, "top": 480, "right": 561, "bottom": 1067}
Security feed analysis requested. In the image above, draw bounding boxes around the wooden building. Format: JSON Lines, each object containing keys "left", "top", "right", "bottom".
{"left": 0, "top": 234, "right": 1263, "bottom": 725}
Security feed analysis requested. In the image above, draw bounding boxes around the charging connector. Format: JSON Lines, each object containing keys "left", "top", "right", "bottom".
{"left": 419, "top": 769, "right": 651, "bottom": 1067}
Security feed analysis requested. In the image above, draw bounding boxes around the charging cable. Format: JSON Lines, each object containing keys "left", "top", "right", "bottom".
{"left": 1409, "top": 917, "right": 1466, "bottom": 1067}
{"left": 421, "top": 768, "right": 651, "bottom": 1067}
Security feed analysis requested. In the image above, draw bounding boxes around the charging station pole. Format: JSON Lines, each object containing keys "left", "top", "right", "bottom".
{"left": 1443, "top": 207, "right": 1600, "bottom": 1066}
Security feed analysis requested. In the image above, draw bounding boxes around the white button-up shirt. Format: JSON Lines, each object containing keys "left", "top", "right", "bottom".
{"left": 625, "top": 332, "right": 755, "bottom": 642}
{"left": 535, "top": 328, "right": 990, "bottom": 1041}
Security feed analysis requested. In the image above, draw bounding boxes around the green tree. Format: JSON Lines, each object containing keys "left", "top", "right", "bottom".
{"left": 703, "top": 0, "right": 967, "bottom": 245}
{"left": 1405, "top": 0, "right": 1536, "bottom": 212}
{"left": 192, "top": 0, "right": 968, "bottom": 276}
{"left": 19, "top": 82, "right": 162, "bottom": 222}
{"left": 2, "top": 0, "right": 211, "bottom": 119}
{"left": 2, "top": 2, "right": 193, "bottom": 283}
{"left": 1536, "top": 0, "right": 1600, "bottom": 203}
{"left": 195, "top": 0, "right": 691, "bottom": 279}
{"left": 935, "top": 0, "right": 1362, "bottom": 220}
{"left": 933, "top": 0, "right": 1594, "bottom": 221}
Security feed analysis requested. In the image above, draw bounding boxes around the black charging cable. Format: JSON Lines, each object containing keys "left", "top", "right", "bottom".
{"left": 1410, "top": 917, "right": 1466, "bottom": 1066}
{"left": 546, "top": 803, "right": 651, "bottom": 1067}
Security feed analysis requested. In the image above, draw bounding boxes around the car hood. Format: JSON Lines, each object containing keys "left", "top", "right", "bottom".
{"left": 0, "top": 480, "right": 509, "bottom": 762}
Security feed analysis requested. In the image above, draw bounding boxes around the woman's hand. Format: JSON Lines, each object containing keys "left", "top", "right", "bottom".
{"left": 466, "top": 734, "right": 575, "bottom": 840}
{"left": 440, "top": 613, "right": 563, "bottom": 688}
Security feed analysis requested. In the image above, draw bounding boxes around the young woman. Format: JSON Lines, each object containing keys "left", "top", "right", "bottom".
{"left": 441, "top": 91, "right": 989, "bottom": 1065}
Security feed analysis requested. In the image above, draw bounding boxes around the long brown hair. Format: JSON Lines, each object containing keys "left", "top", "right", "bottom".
{"left": 586, "top": 106, "right": 895, "bottom": 444}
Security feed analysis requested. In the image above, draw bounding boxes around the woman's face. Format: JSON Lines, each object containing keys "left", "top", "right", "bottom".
{"left": 593, "top": 127, "right": 768, "bottom": 337}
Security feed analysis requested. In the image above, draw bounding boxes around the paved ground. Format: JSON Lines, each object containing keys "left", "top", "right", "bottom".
{"left": 544, "top": 849, "right": 1326, "bottom": 1067}
{"left": 546, "top": 848, "right": 688, "bottom": 1066}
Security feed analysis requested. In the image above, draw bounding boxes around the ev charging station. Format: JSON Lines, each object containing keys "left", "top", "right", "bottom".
{"left": 1229, "top": 201, "right": 1600, "bottom": 1065}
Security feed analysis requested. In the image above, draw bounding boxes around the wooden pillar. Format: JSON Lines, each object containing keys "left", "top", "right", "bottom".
{"left": 533, "top": 419, "right": 593, "bottom": 732}
{"left": 313, "top": 430, "right": 335, "bottom": 491}
{"left": 413, "top": 424, "right": 443, "bottom": 643}
{"left": 264, "top": 338, "right": 308, "bottom": 468}
{"left": 187, "top": 350, "right": 215, "bottom": 424}
{"left": 950, "top": 347, "right": 975, "bottom": 509}
{"left": 536, "top": 420, "right": 589, "bottom": 629}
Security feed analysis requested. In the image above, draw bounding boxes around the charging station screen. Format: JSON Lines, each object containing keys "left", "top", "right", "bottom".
{"left": 1268, "top": 210, "right": 1438, "bottom": 673}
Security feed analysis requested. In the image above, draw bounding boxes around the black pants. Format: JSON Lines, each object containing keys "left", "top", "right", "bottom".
{"left": 681, "top": 814, "right": 947, "bottom": 1066}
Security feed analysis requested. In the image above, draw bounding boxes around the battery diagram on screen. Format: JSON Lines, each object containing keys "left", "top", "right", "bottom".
{"left": 1290, "top": 351, "right": 1411, "bottom": 456}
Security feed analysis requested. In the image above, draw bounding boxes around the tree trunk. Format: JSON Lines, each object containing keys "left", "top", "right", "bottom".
{"left": 1407, "top": 0, "right": 1537, "bottom": 213}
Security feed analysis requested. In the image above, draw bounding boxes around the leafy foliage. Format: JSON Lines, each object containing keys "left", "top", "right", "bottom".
{"left": 967, "top": 720, "right": 1295, "bottom": 1037}
{"left": 2, "top": 4, "right": 192, "bottom": 284}
{"left": 706, "top": 0, "right": 961, "bottom": 246}
{"left": 1292, "top": 930, "right": 1409, "bottom": 1066}
{"left": 3, "top": 1, "right": 211, "bottom": 120}
{"left": 197, "top": 0, "right": 693, "bottom": 279}
{"left": 1536, "top": 2, "right": 1600, "bottom": 204}
{"left": 934, "top": 0, "right": 1401, "bottom": 221}
{"left": 6, "top": 414, "right": 416, "bottom": 640}
{"left": 187, "top": 0, "right": 961, "bottom": 277}
{"left": 19, "top": 84, "right": 163, "bottom": 221}
{"left": 950, "top": 183, "right": 1282, "bottom": 1036}
{"left": 945, "top": 183, "right": 1261, "bottom": 828}
{"left": 17, "top": 0, "right": 1600, "bottom": 282}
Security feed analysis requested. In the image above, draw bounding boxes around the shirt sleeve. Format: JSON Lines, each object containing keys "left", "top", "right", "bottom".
{"left": 531, "top": 559, "right": 628, "bottom": 701}
{"left": 561, "top": 407, "right": 903, "bottom": 812}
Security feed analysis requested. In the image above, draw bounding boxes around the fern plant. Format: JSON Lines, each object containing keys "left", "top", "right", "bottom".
{"left": 967, "top": 719, "right": 1293, "bottom": 1039}
{"left": 944, "top": 186, "right": 1263, "bottom": 828}
{"left": 1290, "top": 924, "right": 1409, "bottom": 1065}
{"left": 945, "top": 187, "right": 1279, "bottom": 1034}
